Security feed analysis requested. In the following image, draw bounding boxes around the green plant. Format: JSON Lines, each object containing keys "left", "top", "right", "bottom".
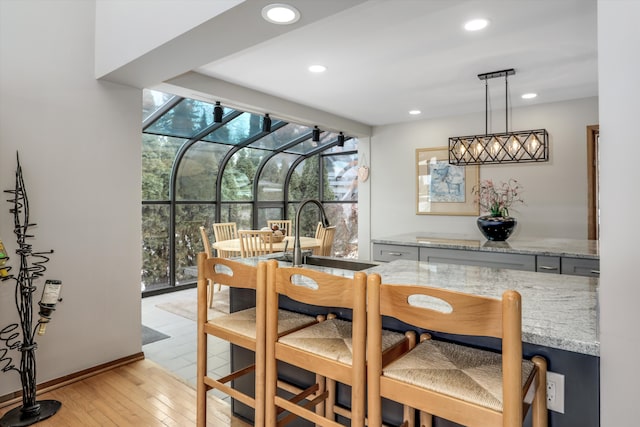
{"left": 473, "top": 178, "right": 524, "bottom": 217}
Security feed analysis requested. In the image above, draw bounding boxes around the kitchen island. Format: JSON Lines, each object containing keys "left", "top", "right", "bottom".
{"left": 229, "top": 255, "right": 599, "bottom": 427}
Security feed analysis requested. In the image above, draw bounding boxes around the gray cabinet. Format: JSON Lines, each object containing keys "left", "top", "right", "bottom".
{"left": 419, "top": 247, "right": 536, "bottom": 271}
{"left": 372, "top": 243, "right": 419, "bottom": 262}
{"left": 561, "top": 257, "right": 600, "bottom": 277}
{"left": 537, "top": 256, "right": 561, "bottom": 274}
{"left": 373, "top": 243, "right": 599, "bottom": 277}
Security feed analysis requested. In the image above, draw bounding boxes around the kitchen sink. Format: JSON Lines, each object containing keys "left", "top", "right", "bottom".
{"left": 272, "top": 253, "right": 379, "bottom": 272}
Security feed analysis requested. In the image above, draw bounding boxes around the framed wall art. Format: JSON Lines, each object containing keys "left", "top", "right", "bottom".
{"left": 416, "top": 146, "right": 479, "bottom": 215}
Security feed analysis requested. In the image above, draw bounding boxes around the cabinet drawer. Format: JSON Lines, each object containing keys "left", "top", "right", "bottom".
{"left": 419, "top": 247, "right": 535, "bottom": 271}
{"left": 537, "top": 256, "right": 561, "bottom": 274}
{"left": 561, "top": 257, "right": 600, "bottom": 277}
{"left": 372, "top": 243, "right": 419, "bottom": 262}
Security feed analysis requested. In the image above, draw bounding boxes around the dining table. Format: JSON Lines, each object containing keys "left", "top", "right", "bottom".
{"left": 211, "top": 235, "right": 321, "bottom": 254}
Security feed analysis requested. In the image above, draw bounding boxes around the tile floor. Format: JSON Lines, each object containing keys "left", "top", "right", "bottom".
{"left": 141, "top": 286, "right": 232, "bottom": 403}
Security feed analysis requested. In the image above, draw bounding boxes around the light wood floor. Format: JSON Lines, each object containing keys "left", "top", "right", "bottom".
{"left": 0, "top": 359, "right": 251, "bottom": 427}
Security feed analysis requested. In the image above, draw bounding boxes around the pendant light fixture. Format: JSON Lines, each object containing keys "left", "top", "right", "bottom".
{"left": 337, "top": 132, "right": 345, "bottom": 147}
{"left": 213, "top": 101, "right": 223, "bottom": 123}
{"left": 312, "top": 126, "right": 321, "bottom": 142}
{"left": 448, "top": 68, "right": 548, "bottom": 165}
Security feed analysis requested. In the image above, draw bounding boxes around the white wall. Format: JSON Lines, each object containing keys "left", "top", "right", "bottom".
{"left": 369, "top": 97, "right": 598, "bottom": 241}
{"left": 0, "top": 1, "right": 142, "bottom": 396}
{"left": 95, "top": 0, "right": 244, "bottom": 78}
{"left": 598, "top": 1, "right": 640, "bottom": 424}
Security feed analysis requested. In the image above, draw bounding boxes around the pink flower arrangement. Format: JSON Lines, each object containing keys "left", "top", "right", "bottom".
{"left": 473, "top": 178, "right": 524, "bottom": 217}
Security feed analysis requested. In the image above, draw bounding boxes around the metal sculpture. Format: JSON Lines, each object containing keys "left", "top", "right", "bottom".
{"left": 1, "top": 153, "right": 62, "bottom": 427}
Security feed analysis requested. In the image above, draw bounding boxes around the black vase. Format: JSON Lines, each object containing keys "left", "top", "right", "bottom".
{"left": 476, "top": 216, "right": 517, "bottom": 241}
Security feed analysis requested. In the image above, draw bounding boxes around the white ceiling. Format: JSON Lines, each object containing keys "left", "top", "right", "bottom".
{"left": 195, "top": 0, "right": 598, "bottom": 127}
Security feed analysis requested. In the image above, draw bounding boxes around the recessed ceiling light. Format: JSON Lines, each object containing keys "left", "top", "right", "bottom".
{"left": 409, "top": 110, "right": 422, "bottom": 115}
{"left": 464, "top": 18, "right": 489, "bottom": 31}
{"left": 522, "top": 93, "right": 537, "bottom": 99}
{"left": 308, "top": 64, "right": 327, "bottom": 73}
{"left": 262, "top": 3, "right": 300, "bottom": 25}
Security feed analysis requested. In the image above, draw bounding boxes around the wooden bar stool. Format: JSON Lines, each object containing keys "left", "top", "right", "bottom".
{"left": 366, "top": 273, "right": 548, "bottom": 427}
{"left": 264, "top": 260, "right": 406, "bottom": 427}
{"left": 196, "top": 254, "right": 317, "bottom": 427}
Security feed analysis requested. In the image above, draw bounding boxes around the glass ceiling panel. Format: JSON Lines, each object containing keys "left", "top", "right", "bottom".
{"left": 142, "top": 89, "right": 176, "bottom": 122}
{"left": 288, "top": 130, "right": 340, "bottom": 155}
{"left": 249, "top": 123, "right": 312, "bottom": 152}
{"left": 145, "top": 98, "right": 234, "bottom": 139}
{"left": 143, "top": 89, "right": 359, "bottom": 158}
{"left": 323, "top": 137, "right": 359, "bottom": 154}
{"left": 202, "top": 112, "right": 264, "bottom": 145}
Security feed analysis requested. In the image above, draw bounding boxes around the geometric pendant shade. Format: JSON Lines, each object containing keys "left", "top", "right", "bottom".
{"left": 448, "top": 68, "right": 549, "bottom": 166}
{"left": 449, "top": 129, "right": 548, "bottom": 165}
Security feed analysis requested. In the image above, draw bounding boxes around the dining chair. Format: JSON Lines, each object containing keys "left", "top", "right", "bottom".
{"left": 264, "top": 260, "right": 407, "bottom": 427}
{"left": 319, "top": 225, "right": 336, "bottom": 256}
{"left": 213, "top": 222, "right": 240, "bottom": 258}
{"left": 238, "top": 229, "right": 273, "bottom": 258}
{"left": 366, "top": 273, "right": 548, "bottom": 427}
{"left": 198, "top": 226, "right": 218, "bottom": 307}
{"left": 267, "top": 219, "right": 292, "bottom": 236}
{"left": 312, "top": 222, "right": 324, "bottom": 255}
{"left": 313, "top": 223, "right": 336, "bottom": 256}
{"left": 196, "top": 253, "right": 317, "bottom": 427}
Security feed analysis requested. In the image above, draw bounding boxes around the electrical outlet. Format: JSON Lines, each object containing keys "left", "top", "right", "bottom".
{"left": 546, "top": 371, "right": 565, "bottom": 413}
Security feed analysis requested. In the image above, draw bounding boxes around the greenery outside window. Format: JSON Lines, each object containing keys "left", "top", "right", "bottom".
{"left": 141, "top": 89, "right": 358, "bottom": 295}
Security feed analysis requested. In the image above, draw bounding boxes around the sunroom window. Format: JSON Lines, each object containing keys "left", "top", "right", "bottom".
{"left": 141, "top": 89, "right": 358, "bottom": 295}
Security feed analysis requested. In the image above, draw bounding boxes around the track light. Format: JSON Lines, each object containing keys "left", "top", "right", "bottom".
{"left": 312, "top": 126, "right": 320, "bottom": 142}
{"left": 337, "top": 132, "right": 345, "bottom": 147}
{"left": 262, "top": 114, "right": 272, "bottom": 132}
{"left": 213, "top": 101, "right": 223, "bottom": 123}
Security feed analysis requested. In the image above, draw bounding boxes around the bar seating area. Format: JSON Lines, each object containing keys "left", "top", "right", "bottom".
{"left": 196, "top": 253, "right": 548, "bottom": 427}
{"left": 196, "top": 254, "right": 318, "bottom": 427}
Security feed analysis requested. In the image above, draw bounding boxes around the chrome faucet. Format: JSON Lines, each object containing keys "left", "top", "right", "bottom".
{"left": 293, "top": 199, "right": 330, "bottom": 267}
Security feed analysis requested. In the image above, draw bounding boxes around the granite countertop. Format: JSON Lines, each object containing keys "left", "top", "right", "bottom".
{"left": 372, "top": 232, "right": 599, "bottom": 259}
{"left": 367, "top": 260, "right": 599, "bottom": 356}
{"left": 245, "top": 254, "right": 599, "bottom": 357}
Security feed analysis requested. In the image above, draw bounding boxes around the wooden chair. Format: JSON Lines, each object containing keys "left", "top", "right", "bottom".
{"left": 264, "top": 260, "right": 405, "bottom": 427}
{"left": 366, "top": 273, "right": 548, "bottom": 427}
{"left": 238, "top": 229, "right": 273, "bottom": 258}
{"left": 213, "top": 222, "right": 240, "bottom": 258}
{"left": 313, "top": 223, "right": 336, "bottom": 256}
{"left": 313, "top": 222, "right": 324, "bottom": 255}
{"left": 196, "top": 253, "right": 317, "bottom": 427}
{"left": 198, "top": 226, "right": 218, "bottom": 307}
{"left": 267, "top": 219, "right": 292, "bottom": 236}
{"left": 319, "top": 225, "right": 336, "bottom": 256}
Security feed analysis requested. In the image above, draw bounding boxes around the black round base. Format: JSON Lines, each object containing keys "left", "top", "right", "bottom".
{"left": 0, "top": 400, "right": 61, "bottom": 427}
